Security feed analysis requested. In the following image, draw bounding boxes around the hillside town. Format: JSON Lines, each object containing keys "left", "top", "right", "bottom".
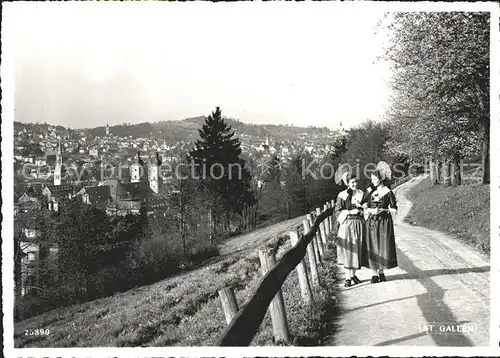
{"left": 14, "top": 119, "right": 347, "bottom": 297}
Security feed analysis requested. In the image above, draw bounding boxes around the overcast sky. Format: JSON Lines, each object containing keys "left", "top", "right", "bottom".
{"left": 12, "top": 2, "right": 393, "bottom": 130}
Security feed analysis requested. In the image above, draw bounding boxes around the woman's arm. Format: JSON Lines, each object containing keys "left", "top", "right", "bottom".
{"left": 388, "top": 191, "right": 398, "bottom": 214}
{"left": 336, "top": 194, "right": 358, "bottom": 216}
{"left": 335, "top": 195, "right": 344, "bottom": 213}
{"left": 361, "top": 190, "right": 373, "bottom": 214}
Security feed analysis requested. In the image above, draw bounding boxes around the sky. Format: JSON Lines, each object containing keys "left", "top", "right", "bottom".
{"left": 11, "top": 2, "right": 393, "bottom": 130}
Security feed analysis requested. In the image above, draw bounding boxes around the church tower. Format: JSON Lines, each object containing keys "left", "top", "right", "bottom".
{"left": 54, "top": 138, "right": 62, "bottom": 186}
{"left": 339, "top": 121, "right": 346, "bottom": 135}
{"left": 130, "top": 152, "right": 143, "bottom": 183}
{"left": 148, "top": 152, "right": 161, "bottom": 194}
{"left": 106, "top": 124, "right": 110, "bottom": 136}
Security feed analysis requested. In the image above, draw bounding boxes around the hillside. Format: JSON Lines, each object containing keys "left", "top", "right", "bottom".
{"left": 15, "top": 117, "right": 336, "bottom": 148}
{"left": 80, "top": 116, "right": 334, "bottom": 142}
{"left": 14, "top": 216, "right": 339, "bottom": 347}
{"left": 404, "top": 177, "right": 490, "bottom": 255}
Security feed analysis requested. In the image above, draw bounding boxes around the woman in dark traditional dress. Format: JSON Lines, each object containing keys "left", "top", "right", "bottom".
{"left": 361, "top": 170, "right": 398, "bottom": 283}
{"left": 335, "top": 172, "right": 366, "bottom": 287}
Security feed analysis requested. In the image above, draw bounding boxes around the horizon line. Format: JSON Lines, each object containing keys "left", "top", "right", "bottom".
{"left": 15, "top": 115, "right": 347, "bottom": 132}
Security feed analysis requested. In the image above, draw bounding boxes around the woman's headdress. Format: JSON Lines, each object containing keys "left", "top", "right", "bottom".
{"left": 341, "top": 172, "right": 351, "bottom": 186}
{"left": 334, "top": 164, "right": 352, "bottom": 185}
{"left": 376, "top": 161, "right": 392, "bottom": 182}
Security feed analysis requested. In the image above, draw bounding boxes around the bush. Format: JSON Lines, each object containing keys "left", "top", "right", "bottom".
{"left": 16, "top": 229, "right": 223, "bottom": 322}
{"left": 185, "top": 244, "right": 219, "bottom": 268}
{"left": 15, "top": 296, "right": 52, "bottom": 322}
{"left": 131, "top": 234, "right": 183, "bottom": 285}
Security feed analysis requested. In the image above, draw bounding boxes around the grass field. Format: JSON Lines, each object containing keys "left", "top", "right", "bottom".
{"left": 404, "top": 177, "right": 490, "bottom": 255}
{"left": 15, "top": 219, "right": 340, "bottom": 347}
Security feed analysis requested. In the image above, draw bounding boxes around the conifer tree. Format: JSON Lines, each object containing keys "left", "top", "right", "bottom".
{"left": 188, "top": 107, "right": 255, "bottom": 238}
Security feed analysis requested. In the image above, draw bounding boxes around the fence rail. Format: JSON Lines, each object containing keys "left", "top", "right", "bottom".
{"left": 216, "top": 205, "right": 334, "bottom": 346}
{"left": 216, "top": 177, "right": 410, "bottom": 346}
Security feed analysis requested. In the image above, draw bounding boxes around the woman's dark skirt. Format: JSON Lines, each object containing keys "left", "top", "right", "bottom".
{"left": 361, "top": 214, "right": 398, "bottom": 270}
{"left": 337, "top": 216, "right": 365, "bottom": 269}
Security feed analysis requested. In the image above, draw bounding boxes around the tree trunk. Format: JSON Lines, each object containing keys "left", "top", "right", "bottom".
{"left": 253, "top": 204, "right": 257, "bottom": 228}
{"left": 474, "top": 82, "right": 490, "bottom": 185}
{"left": 208, "top": 207, "right": 214, "bottom": 245}
{"left": 443, "top": 159, "right": 452, "bottom": 186}
{"left": 429, "top": 159, "right": 438, "bottom": 185}
{"left": 451, "top": 156, "right": 462, "bottom": 186}
{"left": 481, "top": 123, "right": 490, "bottom": 184}
{"left": 243, "top": 207, "right": 246, "bottom": 229}
{"left": 437, "top": 161, "right": 442, "bottom": 184}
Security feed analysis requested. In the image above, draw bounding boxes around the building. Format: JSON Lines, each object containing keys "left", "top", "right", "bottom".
{"left": 77, "top": 185, "right": 112, "bottom": 210}
{"left": 128, "top": 151, "right": 161, "bottom": 194}
{"left": 41, "top": 149, "right": 168, "bottom": 216}
{"left": 54, "top": 139, "right": 62, "bottom": 186}
{"left": 42, "top": 182, "right": 89, "bottom": 211}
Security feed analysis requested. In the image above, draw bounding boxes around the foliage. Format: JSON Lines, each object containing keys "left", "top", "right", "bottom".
{"left": 381, "top": 12, "right": 490, "bottom": 182}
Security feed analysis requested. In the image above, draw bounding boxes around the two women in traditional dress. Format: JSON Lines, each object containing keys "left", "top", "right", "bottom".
{"left": 335, "top": 170, "right": 398, "bottom": 286}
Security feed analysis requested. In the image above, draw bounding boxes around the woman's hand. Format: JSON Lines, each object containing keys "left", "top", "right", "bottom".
{"left": 349, "top": 208, "right": 359, "bottom": 215}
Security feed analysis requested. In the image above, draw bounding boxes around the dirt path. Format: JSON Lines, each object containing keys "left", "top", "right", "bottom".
{"left": 328, "top": 176, "right": 490, "bottom": 346}
{"left": 218, "top": 216, "right": 304, "bottom": 256}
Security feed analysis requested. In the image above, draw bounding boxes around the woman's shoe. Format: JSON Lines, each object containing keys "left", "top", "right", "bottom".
{"left": 379, "top": 273, "right": 387, "bottom": 282}
{"left": 371, "top": 275, "right": 380, "bottom": 284}
{"left": 352, "top": 275, "right": 361, "bottom": 284}
{"left": 345, "top": 279, "right": 353, "bottom": 287}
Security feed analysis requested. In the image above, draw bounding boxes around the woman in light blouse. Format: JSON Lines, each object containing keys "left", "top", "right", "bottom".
{"left": 335, "top": 172, "right": 366, "bottom": 287}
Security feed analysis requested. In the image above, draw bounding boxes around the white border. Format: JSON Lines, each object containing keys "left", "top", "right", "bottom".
{"left": 2, "top": 1, "right": 499, "bottom": 357}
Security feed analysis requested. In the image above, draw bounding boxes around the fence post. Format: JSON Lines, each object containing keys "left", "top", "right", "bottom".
{"left": 289, "top": 231, "right": 313, "bottom": 304}
{"left": 218, "top": 287, "right": 239, "bottom": 324}
{"left": 323, "top": 204, "right": 331, "bottom": 236}
{"left": 302, "top": 219, "right": 320, "bottom": 287}
{"left": 258, "top": 249, "right": 290, "bottom": 344}
{"left": 307, "top": 213, "right": 324, "bottom": 260}
{"left": 316, "top": 208, "right": 327, "bottom": 246}
{"left": 325, "top": 203, "right": 331, "bottom": 234}
{"left": 331, "top": 199, "right": 336, "bottom": 227}
{"left": 330, "top": 201, "right": 335, "bottom": 231}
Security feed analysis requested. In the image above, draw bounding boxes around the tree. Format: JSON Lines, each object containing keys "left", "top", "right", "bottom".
{"left": 284, "top": 154, "right": 308, "bottom": 218}
{"left": 382, "top": 12, "right": 490, "bottom": 183}
{"left": 33, "top": 198, "right": 145, "bottom": 301}
{"left": 342, "top": 120, "right": 391, "bottom": 187}
{"left": 259, "top": 155, "right": 287, "bottom": 214}
{"left": 188, "top": 107, "right": 255, "bottom": 241}
{"left": 162, "top": 160, "right": 210, "bottom": 261}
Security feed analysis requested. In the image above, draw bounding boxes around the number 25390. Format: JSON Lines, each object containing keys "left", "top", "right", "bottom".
{"left": 25, "top": 328, "right": 50, "bottom": 336}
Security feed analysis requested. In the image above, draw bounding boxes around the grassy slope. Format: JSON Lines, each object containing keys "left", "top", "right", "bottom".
{"left": 15, "top": 222, "right": 340, "bottom": 347}
{"left": 404, "top": 177, "right": 490, "bottom": 255}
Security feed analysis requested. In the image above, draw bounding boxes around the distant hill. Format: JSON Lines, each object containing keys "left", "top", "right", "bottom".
{"left": 16, "top": 117, "right": 335, "bottom": 143}
{"left": 82, "top": 116, "right": 334, "bottom": 142}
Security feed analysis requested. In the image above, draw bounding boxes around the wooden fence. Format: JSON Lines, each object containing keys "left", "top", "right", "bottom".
{"left": 215, "top": 200, "right": 335, "bottom": 346}
{"left": 215, "top": 177, "right": 410, "bottom": 346}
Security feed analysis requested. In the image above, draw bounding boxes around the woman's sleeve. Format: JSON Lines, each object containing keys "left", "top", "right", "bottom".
{"left": 335, "top": 195, "right": 344, "bottom": 213}
{"left": 361, "top": 190, "right": 370, "bottom": 209}
{"left": 388, "top": 191, "right": 398, "bottom": 211}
